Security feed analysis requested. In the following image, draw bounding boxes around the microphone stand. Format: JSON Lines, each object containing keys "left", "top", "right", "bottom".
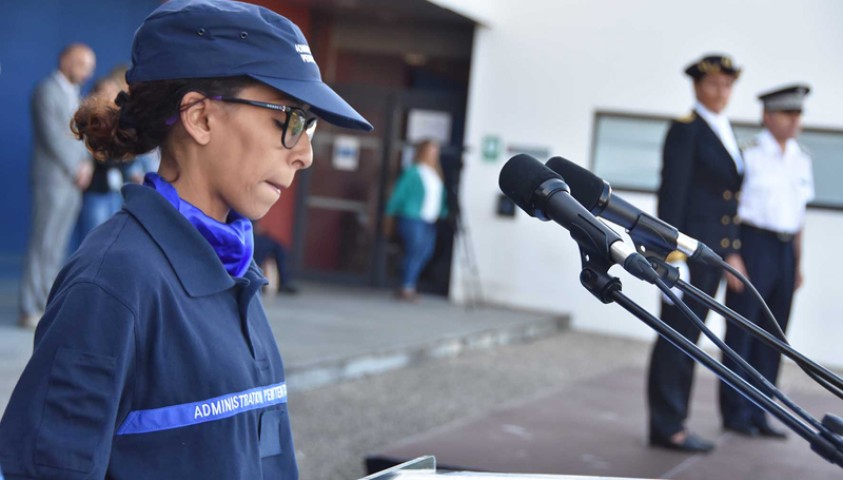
{"left": 662, "top": 265, "right": 843, "bottom": 399}
{"left": 649, "top": 257, "right": 843, "bottom": 440}
{"left": 631, "top": 233, "right": 843, "bottom": 399}
{"left": 654, "top": 273, "right": 833, "bottom": 435}
{"left": 677, "top": 277, "right": 843, "bottom": 436}
{"left": 712, "top": 256, "right": 843, "bottom": 407}
{"left": 576, "top": 245, "right": 843, "bottom": 468}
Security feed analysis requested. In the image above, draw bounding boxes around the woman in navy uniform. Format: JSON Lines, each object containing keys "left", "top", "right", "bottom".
{"left": 0, "top": 1, "right": 371, "bottom": 478}
{"left": 647, "top": 54, "right": 744, "bottom": 452}
{"left": 719, "top": 85, "right": 813, "bottom": 439}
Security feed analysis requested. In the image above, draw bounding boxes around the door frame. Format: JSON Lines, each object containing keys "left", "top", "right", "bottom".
{"left": 291, "top": 85, "right": 467, "bottom": 289}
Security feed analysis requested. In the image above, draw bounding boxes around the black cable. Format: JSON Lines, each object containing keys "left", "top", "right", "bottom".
{"left": 719, "top": 255, "right": 843, "bottom": 399}
{"left": 655, "top": 277, "right": 825, "bottom": 431}
{"left": 718, "top": 257, "right": 788, "bottom": 341}
{"left": 611, "top": 289, "right": 843, "bottom": 467}
{"left": 677, "top": 279, "right": 843, "bottom": 400}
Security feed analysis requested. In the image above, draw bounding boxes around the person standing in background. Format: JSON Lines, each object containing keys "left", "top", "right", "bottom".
{"left": 71, "top": 75, "right": 139, "bottom": 247}
{"left": 19, "top": 43, "right": 95, "bottom": 329}
{"left": 719, "top": 85, "right": 814, "bottom": 439}
{"left": 71, "top": 65, "right": 159, "bottom": 249}
{"left": 647, "top": 54, "right": 744, "bottom": 452}
{"left": 385, "top": 140, "right": 448, "bottom": 301}
{"left": 104, "top": 64, "right": 157, "bottom": 185}
{"left": 253, "top": 220, "right": 299, "bottom": 295}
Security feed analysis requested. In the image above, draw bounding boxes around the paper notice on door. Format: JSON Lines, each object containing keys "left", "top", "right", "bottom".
{"left": 333, "top": 135, "right": 360, "bottom": 171}
{"left": 407, "top": 109, "right": 451, "bottom": 144}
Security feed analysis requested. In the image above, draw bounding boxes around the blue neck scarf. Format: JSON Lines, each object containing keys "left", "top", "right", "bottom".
{"left": 144, "top": 173, "right": 254, "bottom": 278}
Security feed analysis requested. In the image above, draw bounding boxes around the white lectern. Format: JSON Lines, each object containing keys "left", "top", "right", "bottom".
{"left": 360, "top": 456, "right": 653, "bottom": 479}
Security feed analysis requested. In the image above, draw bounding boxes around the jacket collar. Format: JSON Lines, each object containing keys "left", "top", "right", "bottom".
{"left": 122, "top": 184, "right": 238, "bottom": 297}
{"left": 693, "top": 101, "right": 726, "bottom": 127}
{"left": 52, "top": 70, "right": 79, "bottom": 98}
{"left": 692, "top": 111, "right": 743, "bottom": 180}
{"left": 759, "top": 128, "right": 800, "bottom": 157}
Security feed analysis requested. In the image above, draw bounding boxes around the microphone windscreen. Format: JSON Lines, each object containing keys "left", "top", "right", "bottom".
{"left": 545, "top": 157, "right": 604, "bottom": 210}
{"left": 499, "top": 154, "right": 559, "bottom": 217}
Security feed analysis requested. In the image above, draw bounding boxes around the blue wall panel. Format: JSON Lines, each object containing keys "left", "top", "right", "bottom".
{"left": 0, "top": 0, "right": 160, "bottom": 259}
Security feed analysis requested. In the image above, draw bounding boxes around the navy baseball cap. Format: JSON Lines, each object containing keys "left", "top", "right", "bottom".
{"left": 126, "top": 0, "right": 372, "bottom": 131}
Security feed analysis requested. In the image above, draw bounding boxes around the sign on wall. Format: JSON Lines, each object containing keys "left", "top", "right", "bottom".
{"left": 333, "top": 135, "right": 361, "bottom": 171}
{"left": 506, "top": 144, "right": 550, "bottom": 162}
{"left": 481, "top": 135, "right": 502, "bottom": 162}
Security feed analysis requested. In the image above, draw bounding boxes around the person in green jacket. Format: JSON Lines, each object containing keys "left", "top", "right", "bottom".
{"left": 385, "top": 139, "right": 448, "bottom": 300}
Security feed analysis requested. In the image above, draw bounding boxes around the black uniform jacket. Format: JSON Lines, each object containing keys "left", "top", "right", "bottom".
{"left": 658, "top": 111, "right": 744, "bottom": 256}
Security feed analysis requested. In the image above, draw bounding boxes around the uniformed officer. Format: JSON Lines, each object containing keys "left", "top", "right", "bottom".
{"left": 647, "top": 54, "right": 744, "bottom": 452}
{"left": 0, "top": 1, "right": 372, "bottom": 478}
{"left": 719, "top": 84, "right": 813, "bottom": 439}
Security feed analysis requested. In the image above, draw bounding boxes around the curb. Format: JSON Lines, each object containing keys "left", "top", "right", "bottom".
{"left": 286, "top": 314, "right": 570, "bottom": 391}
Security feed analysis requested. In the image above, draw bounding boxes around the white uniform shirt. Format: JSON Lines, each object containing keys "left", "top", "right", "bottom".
{"left": 738, "top": 129, "right": 814, "bottom": 234}
{"left": 417, "top": 163, "right": 443, "bottom": 223}
{"left": 695, "top": 101, "right": 744, "bottom": 173}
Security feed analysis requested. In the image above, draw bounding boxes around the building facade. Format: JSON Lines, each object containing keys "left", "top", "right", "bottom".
{"left": 434, "top": 0, "right": 843, "bottom": 368}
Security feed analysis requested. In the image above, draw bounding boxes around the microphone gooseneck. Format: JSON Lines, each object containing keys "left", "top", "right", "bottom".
{"left": 544, "top": 156, "right": 722, "bottom": 264}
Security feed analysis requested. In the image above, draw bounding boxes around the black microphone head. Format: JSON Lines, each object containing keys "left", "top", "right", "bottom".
{"left": 499, "top": 154, "right": 566, "bottom": 218}
{"left": 545, "top": 156, "right": 608, "bottom": 211}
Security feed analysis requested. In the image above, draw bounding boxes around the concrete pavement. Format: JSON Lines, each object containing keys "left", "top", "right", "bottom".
{"left": 0, "top": 279, "right": 568, "bottom": 410}
{"left": 1, "top": 279, "right": 838, "bottom": 479}
{"left": 264, "top": 282, "right": 569, "bottom": 390}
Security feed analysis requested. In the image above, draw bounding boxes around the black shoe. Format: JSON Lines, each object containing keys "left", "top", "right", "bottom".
{"left": 277, "top": 284, "right": 299, "bottom": 295}
{"left": 650, "top": 432, "right": 715, "bottom": 453}
{"left": 724, "top": 423, "right": 760, "bottom": 437}
{"left": 756, "top": 423, "right": 788, "bottom": 439}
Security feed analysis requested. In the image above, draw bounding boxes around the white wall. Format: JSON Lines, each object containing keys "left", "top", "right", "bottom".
{"left": 434, "top": 0, "right": 843, "bottom": 368}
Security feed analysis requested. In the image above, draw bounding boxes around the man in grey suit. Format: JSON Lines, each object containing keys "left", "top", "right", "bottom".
{"left": 19, "top": 43, "right": 95, "bottom": 328}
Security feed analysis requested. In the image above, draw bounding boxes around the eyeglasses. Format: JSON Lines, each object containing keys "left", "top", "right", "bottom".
{"left": 212, "top": 96, "right": 318, "bottom": 149}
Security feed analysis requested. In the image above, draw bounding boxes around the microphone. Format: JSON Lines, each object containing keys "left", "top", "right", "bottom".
{"left": 544, "top": 156, "right": 720, "bottom": 264}
{"left": 499, "top": 154, "right": 658, "bottom": 283}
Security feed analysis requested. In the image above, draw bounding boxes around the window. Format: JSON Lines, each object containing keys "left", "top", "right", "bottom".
{"left": 591, "top": 113, "right": 668, "bottom": 192}
{"left": 591, "top": 111, "right": 843, "bottom": 209}
{"left": 791, "top": 129, "right": 843, "bottom": 209}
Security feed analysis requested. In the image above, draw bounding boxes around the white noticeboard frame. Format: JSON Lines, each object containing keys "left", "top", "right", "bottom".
{"left": 403, "top": 109, "right": 452, "bottom": 168}
{"left": 407, "top": 109, "right": 452, "bottom": 144}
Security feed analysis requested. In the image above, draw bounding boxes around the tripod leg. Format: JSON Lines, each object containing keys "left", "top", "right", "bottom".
{"left": 456, "top": 214, "right": 483, "bottom": 309}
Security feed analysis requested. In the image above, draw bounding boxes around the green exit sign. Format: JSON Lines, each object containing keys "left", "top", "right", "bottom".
{"left": 482, "top": 135, "right": 502, "bottom": 162}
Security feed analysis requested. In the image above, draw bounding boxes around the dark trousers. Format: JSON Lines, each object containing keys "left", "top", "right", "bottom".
{"left": 720, "top": 226, "right": 795, "bottom": 428}
{"left": 253, "top": 234, "right": 292, "bottom": 287}
{"left": 647, "top": 260, "right": 722, "bottom": 440}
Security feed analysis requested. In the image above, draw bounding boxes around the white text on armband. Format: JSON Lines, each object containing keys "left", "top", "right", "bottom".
{"left": 194, "top": 384, "right": 287, "bottom": 419}
{"left": 117, "top": 382, "right": 288, "bottom": 435}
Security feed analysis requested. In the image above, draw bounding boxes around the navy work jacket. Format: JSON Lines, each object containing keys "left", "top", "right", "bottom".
{"left": 0, "top": 184, "right": 297, "bottom": 479}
